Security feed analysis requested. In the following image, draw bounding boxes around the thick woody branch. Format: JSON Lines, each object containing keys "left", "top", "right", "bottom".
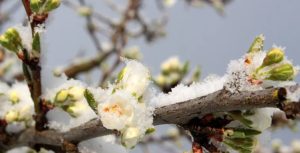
{"left": 1, "top": 85, "right": 300, "bottom": 151}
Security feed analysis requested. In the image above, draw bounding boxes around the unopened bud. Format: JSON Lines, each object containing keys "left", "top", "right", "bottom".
{"left": 5, "top": 110, "right": 19, "bottom": 123}
{"left": 121, "top": 127, "right": 140, "bottom": 149}
{"left": 262, "top": 48, "right": 284, "bottom": 67}
{"left": 267, "top": 63, "right": 295, "bottom": 81}
{"left": 66, "top": 102, "right": 85, "bottom": 117}
{"left": 55, "top": 89, "right": 68, "bottom": 103}
{"left": 8, "top": 90, "right": 20, "bottom": 104}
{"left": 68, "top": 86, "right": 85, "bottom": 100}
{"left": 44, "top": 0, "right": 61, "bottom": 12}
{"left": 77, "top": 6, "right": 92, "bottom": 17}
{"left": 30, "top": 0, "right": 43, "bottom": 13}
{"left": 0, "top": 28, "right": 23, "bottom": 52}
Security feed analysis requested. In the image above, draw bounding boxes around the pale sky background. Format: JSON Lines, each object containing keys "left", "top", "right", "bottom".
{"left": 2, "top": 0, "right": 300, "bottom": 152}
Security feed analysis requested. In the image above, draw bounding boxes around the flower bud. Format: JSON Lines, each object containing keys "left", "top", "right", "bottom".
{"left": 30, "top": 0, "right": 43, "bottom": 13}
{"left": 267, "top": 63, "right": 295, "bottom": 81}
{"left": 291, "top": 140, "right": 300, "bottom": 153}
{"left": 5, "top": 110, "right": 19, "bottom": 123}
{"left": 0, "top": 28, "right": 23, "bottom": 52}
{"left": 68, "top": 86, "right": 85, "bottom": 100}
{"left": 8, "top": 90, "right": 20, "bottom": 104}
{"left": 44, "top": 0, "right": 61, "bottom": 12}
{"left": 271, "top": 139, "right": 282, "bottom": 152}
{"left": 123, "top": 46, "right": 142, "bottom": 60}
{"left": 121, "top": 127, "right": 140, "bottom": 149}
{"left": 161, "top": 57, "right": 181, "bottom": 73}
{"left": 262, "top": 48, "right": 284, "bottom": 67}
{"left": 248, "top": 34, "right": 264, "bottom": 53}
{"left": 163, "top": 0, "right": 177, "bottom": 8}
{"left": 66, "top": 102, "right": 85, "bottom": 117}
{"left": 55, "top": 89, "right": 68, "bottom": 103}
{"left": 77, "top": 6, "right": 92, "bottom": 17}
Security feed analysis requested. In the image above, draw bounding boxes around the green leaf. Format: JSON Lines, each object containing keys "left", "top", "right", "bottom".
{"left": 32, "top": 33, "right": 41, "bottom": 54}
{"left": 182, "top": 61, "right": 189, "bottom": 75}
{"left": 84, "top": 89, "right": 98, "bottom": 113}
{"left": 248, "top": 34, "right": 264, "bottom": 53}
{"left": 145, "top": 128, "right": 155, "bottom": 135}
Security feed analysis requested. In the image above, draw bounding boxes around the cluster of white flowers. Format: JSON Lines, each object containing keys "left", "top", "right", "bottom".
{"left": 42, "top": 60, "right": 154, "bottom": 149}
{"left": 0, "top": 82, "right": 34, "bottom": 134}
{"left": 43, "top": 77, "right": 97, "bottom": 132}
{"left": 96, "top": 60, "right": 154, "bottom": 148}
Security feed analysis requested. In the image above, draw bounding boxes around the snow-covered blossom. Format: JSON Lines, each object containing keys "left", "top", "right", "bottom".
{"left": 94, "top": 60, "right": 154, "bottom": 148}
{"left": 0, "top": 82, "right": 34, "bottom": 134}
{"left": 116, "top": 59, "right": 151, "bottom": 97}
{"left": 44, "top": 76, "right": 97, "bottom": 132}
{"left": 98, "top": 90, "right": 136, "bottom": 130}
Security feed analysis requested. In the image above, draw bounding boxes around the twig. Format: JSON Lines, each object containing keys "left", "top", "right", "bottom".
{"left": 63, "top": 51, "right": 113, "bottom": 78}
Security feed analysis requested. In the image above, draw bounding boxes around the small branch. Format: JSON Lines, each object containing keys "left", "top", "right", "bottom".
{"left": 63, "top": 51, "right": 113, "bottom": 78}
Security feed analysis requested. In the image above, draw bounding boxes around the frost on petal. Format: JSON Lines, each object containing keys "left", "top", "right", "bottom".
{"left": 78, "top": 135, "right": 127, "bottom": 153}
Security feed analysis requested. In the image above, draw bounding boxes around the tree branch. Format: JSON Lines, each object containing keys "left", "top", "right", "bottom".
{"left": 1, "top": 85, "right": 300, "bottom": 151}
{"left": 62, "top": 51, "right": 113, "bottom": 78}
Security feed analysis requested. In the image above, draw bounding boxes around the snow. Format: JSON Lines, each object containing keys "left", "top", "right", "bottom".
{"left": 14, "top": 24, "right": 32, "bottom": 51}
{"left": 46, "top": 106, "right": 97, "bottom": 132}
{"left": 78, "top": 135, "right": 128, "bottom": 153}
{"left": 151, "top": 74, "right": 226, "bottom": 107}
{"left": 287, "top": 87, "right": 300, "bottom": 102}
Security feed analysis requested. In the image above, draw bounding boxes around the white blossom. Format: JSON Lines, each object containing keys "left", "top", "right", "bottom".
{"left": 162, "top": 0, "right": 177, "bottom": 8}
{"left": 98, "top": 90, "right": 136, "bottom": 130}
{"left": 117, "top": 60, "right": 150, "bottom": 97}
